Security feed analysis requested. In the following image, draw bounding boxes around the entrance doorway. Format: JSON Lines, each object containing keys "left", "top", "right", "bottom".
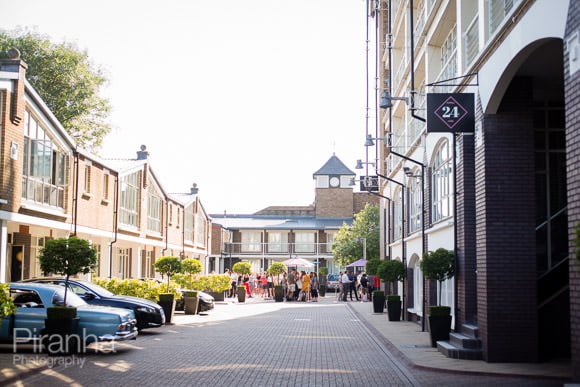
{"left": 10, "top": 246, "right": 23, "bottom": 282}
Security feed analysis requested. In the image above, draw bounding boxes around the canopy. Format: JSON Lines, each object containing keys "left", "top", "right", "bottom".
{"left": 282, "top": 258, "right": 314, "bottom": 268}
{"left": 346, "top": 258, "right": 368, "bottom": 268}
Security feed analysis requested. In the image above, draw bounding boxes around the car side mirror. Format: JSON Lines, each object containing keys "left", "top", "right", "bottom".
{"left": 84, "top": 292, "right": 96, "bottom": 300}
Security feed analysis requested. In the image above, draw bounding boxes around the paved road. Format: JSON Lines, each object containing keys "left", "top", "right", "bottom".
{"left": 14, "top": 302, "right": 560, "bottom": 386}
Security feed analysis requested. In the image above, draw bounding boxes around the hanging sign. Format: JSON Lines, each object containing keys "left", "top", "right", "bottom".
{"left": 427, "top": 93, "right": 474, "bottom": 133}
{"left": 360, "top": 176, "right": 379, "bottom": 192}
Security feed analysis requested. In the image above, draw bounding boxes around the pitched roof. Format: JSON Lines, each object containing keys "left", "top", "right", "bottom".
{"left": 313, "top": 154, "right": 355, "bottom": 177}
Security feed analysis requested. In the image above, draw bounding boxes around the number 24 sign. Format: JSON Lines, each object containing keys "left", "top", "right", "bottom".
{"left": 427, "top": 93, "right": 474, "bottom": 133}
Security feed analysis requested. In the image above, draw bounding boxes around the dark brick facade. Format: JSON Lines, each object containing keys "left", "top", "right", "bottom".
{"left": 564, "top": 0, "right": 580, "bottom": 380}
{"left": 476, "top": 77, "right": 537, "bottom": 362}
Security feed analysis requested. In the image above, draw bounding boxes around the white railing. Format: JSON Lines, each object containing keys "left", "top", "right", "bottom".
{"left": 224, "top": 242, "right": 335, "bottom": 256}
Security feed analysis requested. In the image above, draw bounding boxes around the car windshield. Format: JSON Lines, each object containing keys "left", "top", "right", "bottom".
{"left": 80, "top": 281, "right": 115, "bottom": 297}
{"left": 52, "top": 288, "right": 87, "bottom": 307}
{"left": 328, "top": 275, "right": 339, "bottom": 281}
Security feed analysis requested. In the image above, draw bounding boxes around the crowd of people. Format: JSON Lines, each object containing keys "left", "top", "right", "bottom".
{"left": 223, "top": 267, "right": 379, "bottom": 303}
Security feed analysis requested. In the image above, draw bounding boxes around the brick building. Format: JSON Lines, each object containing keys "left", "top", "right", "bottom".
{"left": 211, "top": 154, "right": 379, "bottom": 273}
{"left": 0, "top": 52, "right": 212, "bottom": 283}
{"left": 368, "top": 0, "right": 579, "bottom": 376}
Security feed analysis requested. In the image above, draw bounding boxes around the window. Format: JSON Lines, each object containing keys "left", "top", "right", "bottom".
{"left": 141, "top": 250, "right": 155, "bottom": 279}
{"left": 21, "top": 110, "right": 69, "bottom": 208}
{"left": 120, "top": 171, "right": 141, "bottom": 227}
{"left": 30, "top": 236, "right": 45, "bottom": 279}
{"left": 116, "top": 248, "right": 131, "bottom": 279}
{"left": 84, "top": 165, "right": 91, "bottom": 193}
{"left": 325, "top": 231, "right": 337, "bottom": 253}
{"left": 295, "top": 232, "right": 315, "bottom": 253}
{"left": 431, "top": 140, "right": 453, "bottom": 223}
{"left": 487, "top": 0, "right": 515, "bottom": 38}
{"left": 195, "top": 213, "right": 206, "bottom": 246}
{"left": 413, "top": 261, "right": 423, "bottom": 316}
{"left": 184, "top": 205, "right": 195, "bottom": 242}
{"left": 408, "top": 172, "right": 422, "bottom": 233}
{"left": 316, "top": 176, "right": 329, "bottom": 188}
{"left": 393, "top": 188, "right": 403, "bottom": 240}
{"left": 102, "top": 173, "right": 109, "bottom": 200}
{"left": 267, "top": 232, "right": 288, "bottom": 253}
{"left": 147, "top": 185, "right": 163, "bottom": 234}
{"left": 241, "top": 231, "right": 261, "bottom": 252}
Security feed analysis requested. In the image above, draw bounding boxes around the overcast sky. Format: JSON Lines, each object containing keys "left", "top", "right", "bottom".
{"left": 1, "top": 0, "right": 374, "bottom": 214}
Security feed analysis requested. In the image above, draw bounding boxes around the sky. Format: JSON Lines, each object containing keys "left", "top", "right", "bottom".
{"left": 0, "top": 0, "right": 375, "bottom": 214}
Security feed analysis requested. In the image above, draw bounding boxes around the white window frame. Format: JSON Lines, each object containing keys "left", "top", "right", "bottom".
{"left": 431, "top": 140, "right": 454, "bottom": 223}
{"left": 241, "top": 231, "right": 261, "bottom": 252}
{"left": 294, "top": 232, "right": 315, "bottom": 253}
{"left": 267, "top": 231, "right": 288, "bottom": 253}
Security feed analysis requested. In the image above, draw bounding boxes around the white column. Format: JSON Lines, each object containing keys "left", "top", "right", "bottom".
{"left": 0, "top": 220, "right": 7, "bottom": 282}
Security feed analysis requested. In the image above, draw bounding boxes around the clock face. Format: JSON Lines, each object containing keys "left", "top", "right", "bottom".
{"left": 329, "top": 177, "right": 340, "bottom": 187}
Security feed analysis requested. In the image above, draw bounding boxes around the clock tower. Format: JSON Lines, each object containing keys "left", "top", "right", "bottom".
{"left": 313, "top": 154, "right": 356, "bottom": 217}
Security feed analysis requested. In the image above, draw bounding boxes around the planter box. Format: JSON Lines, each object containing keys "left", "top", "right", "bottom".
{"left": 373, "top": 294, "right": 385, "bottom": 313}
{"left": 428, "top": 314, "right": 452, "bottom": 347}
{"left": 237, "top": 288, "right": 246, "bottom": 303}
{"left": 184, "top": 296, "right": 199, "bottom": 315}
{"left": 158, "top": 294, "right": 176, "bottom": 323}
{"left": 208, "top": 291, "right": 225, "bottom": 302}
{"left": 387, "top": 300, "right": 402, "bottom": 321}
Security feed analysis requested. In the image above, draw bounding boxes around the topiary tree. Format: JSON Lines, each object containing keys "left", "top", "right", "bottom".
{"left": 318, "top": 266, "right": 328, "bottom": 276}
{"left": 154, "top": 256, "right": 182, "bottom": 293}
{"left": 232, "top": 261, "right": 252, "bottom": 275}
{"left": 38, "top": 237, "right": 97, "bottom": 305}
{"left": 267, "top": 262, "right": 287, "bottom": 276}
{"left": 181, "top": 259, "right": 203, "bottom": 289}
{"left": 420, "top": 248, "right": 455, "bottom": 306}
{"left": 377, "top": 259, "right": 406, "bottom": 295}
{"left": 365, "top": 258, "right": 381, "bottom": 276}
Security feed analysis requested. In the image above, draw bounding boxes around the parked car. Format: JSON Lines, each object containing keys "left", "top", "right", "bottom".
{"left": 327, "top": 274, "right": 341, "bottom": 292}
{"left": 1, "top": 283, "right": 138, "bottom": 347}
{"left": 175, "top": 290, "right": 215, "bottom": 313}
{"left": 22, "top": 278, "right": 165, "bottom": 331}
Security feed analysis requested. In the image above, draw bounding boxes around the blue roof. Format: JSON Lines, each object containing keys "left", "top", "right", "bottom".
{"left": 313, "top": 154, "right": 355, "bottom": 177}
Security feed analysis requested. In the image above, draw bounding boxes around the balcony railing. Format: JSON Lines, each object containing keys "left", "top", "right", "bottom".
{"left": 224, "top": 242, "right": 335, "bottom": 256}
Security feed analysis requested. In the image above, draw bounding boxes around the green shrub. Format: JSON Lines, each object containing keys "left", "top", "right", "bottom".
{"left": 267, "top": 262, "right": 287, "bottom": 276}
{"left": 386, "top": 294, "right": 400, "bottom": 302}
{"left": 373, "top": 290, "right": 385, "bottom": 297}
{"left": 429, "top": 305, "right": 451, "bottom": 316}
{"left": 154, "top": 256, "right": 182, "bottom": 292}
{"left": 232, "top": 262, "right": 252, "bottom": 275}
{"left": 318, "top": 267, "right": 329, "bottom": 276}
{"left": 0, "top": 284, "right": 15, "bottom": 321}
{"left": 93, "top": 277, "right": 180, "bottom": 301}
{"left": 189, "top": 274, "right": 231, "bottom": 292}
{"left": 421, "top": 248, "right": 455, "bottom": 306}
{"left": 184, "top": 290, "right": 198, "bottom": 297}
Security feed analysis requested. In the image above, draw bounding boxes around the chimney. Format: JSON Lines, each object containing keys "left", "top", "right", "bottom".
{"left": 0, "top": 48, "right": 27, "bottom": 125}
{"left": 136, "top": 144, "right": 149, "bottom": 160}
{"left": 190, "top": 183, "right": 198, "bottom": 194}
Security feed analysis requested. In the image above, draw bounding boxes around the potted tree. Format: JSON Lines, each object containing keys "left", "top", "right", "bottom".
{"left": 181, "top": 258, "right": 202, "bottom": 312}
{"left": 38, "top": 237, "right": 97, "bottom": 354}
{"left": 420, "top": 248, "right": 455, "bottom": 347}
{"left": 267, "top": 262, "right": 287, "bottom": 302}
{"left": 232, "top": 262, "right": 251, "bottom": 303}
{"left": 154, "top": 256, "right": 182, "bottom": 323}
{"left": 318, "top": 267, "right": 328, "bottom": 297}
{"left": 365, "top": 258, "right": 381, "bottom": 302}
{"left": 183, "top": 290, "right": 199, "bottom": 315}
{"left": 377, "top": 259, "right": 406, "bottom": 321}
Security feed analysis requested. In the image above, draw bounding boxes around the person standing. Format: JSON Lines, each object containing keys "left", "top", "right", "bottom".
{"left": 300, "top": 270, "right": 310, "bottom": 302}
{"left": 348, "top": 271, "right": 359, "bottom": 301}
{"left": 341, "top": 271, "right": 350, "bottom": 301}
{"left": 310, "top": 272, "right": 319, "bottom": 302}
{"left": 287, "top": 269, "right": 296, "bottom": 301}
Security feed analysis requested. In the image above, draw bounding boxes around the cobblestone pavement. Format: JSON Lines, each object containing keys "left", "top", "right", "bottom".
{"left": 10, "top": 301, "right": 563, "bottom": 386}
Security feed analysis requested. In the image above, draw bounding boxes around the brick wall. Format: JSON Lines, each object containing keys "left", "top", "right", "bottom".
{"left": 565, "top": 0, "right": 580, "bottom": 379}
{"left": 353, "top": 192, "right": 380, "bottom": 214}
{"left": 476, "top": 77, "right": 537, "bottom": 362}
{"left": 76, "top": 156, "right": 115, "bottom": 232}
{"left": 315, "top": 188, "right": 354, "bottom": 217}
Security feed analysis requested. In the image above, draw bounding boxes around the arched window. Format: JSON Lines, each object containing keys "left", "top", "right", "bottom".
{"left": 431, "top": 140, "right": 453, "bottom": 223}
{"left": 409, "top": 254, "right": 423, "bottom": 316}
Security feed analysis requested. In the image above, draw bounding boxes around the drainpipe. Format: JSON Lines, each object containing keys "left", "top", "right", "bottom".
{"left": 108, "top": 175, "right": 119, "bottom": 278}
{"left": 162, "top": 201, "right": 169, "bottom": 256}
{"left": 72, "top": 150, "right": 79, "bottom": 236}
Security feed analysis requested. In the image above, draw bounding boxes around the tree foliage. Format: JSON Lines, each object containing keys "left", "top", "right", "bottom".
{"left": 377, "top": 259, "right": 406, "bottom": 294}
{"left": 0, "top": 28, "right": 111, "bottom": 150}
{"left": 181, "top": 259, "right": 203, "bottom": 289}
{"left": 331, "top": 204, "right": 380, "bottom": 267}
{"left": 154, "top": 256, "right": 182, "bottom": 292}
{"left": 420, "top": 248, "right": 455, "bottom": 306}
{"left": 38, "top": 237, "right": 97, "bottom": 305}
{"left": 267, "top": 262, "right": 287, "bottom": 276}
{"left": 232, "top": 261, "right": 252, "bottom": 275}
{"left": 365, "top": 258, "right": 381, "bottom": 276}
